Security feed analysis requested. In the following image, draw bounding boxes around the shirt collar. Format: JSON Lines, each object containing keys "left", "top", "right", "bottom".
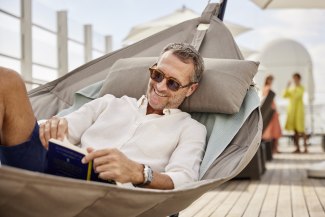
{"left": 137, "top": 95, "right": 147, "bottom": 108}
{"left": 136, "top": 95, "right": 182, "bottom": 115}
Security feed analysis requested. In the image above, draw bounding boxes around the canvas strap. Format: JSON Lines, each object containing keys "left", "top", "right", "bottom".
{"left": 190, "top": 29, "right": 208, "bottom": 51}
{"left": 200, "top": 3, "right": 219, "bottom": 24}
{"left": 189, "top": 3, "right": 220, "bottom": 51}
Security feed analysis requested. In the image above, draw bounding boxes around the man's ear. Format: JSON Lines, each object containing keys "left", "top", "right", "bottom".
{"left": 186, "top": 83, "right": 199, "bottom": 97}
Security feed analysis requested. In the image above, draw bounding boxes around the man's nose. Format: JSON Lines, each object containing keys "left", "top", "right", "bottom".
{"left": 156, "top": 79, "right": 168, "bottom": 92}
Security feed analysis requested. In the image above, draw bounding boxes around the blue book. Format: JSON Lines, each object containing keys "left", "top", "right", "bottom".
{"left": 47, "top": 138, "right": 114, "bottom": 184}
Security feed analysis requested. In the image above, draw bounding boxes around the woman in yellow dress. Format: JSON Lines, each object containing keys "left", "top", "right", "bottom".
{"left": 283, "top": 73, "right": 308, "bottom": 153}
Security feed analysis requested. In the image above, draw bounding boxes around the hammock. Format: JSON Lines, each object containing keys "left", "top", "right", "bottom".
{"left": 0, "top": 3, "right": 262, "bottom": 217}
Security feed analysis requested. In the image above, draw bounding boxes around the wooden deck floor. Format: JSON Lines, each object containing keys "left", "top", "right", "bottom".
{"left": 180, "top": 145, "right": 325, "bottom": 217}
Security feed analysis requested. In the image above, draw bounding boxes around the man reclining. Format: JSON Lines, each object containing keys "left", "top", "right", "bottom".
{"left": 0, "top": 42, "right": 206, "bottom": 190}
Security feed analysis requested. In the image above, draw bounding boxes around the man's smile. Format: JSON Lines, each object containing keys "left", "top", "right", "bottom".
{"left": 154, "top": 87, "right": 167, "bottom": 97}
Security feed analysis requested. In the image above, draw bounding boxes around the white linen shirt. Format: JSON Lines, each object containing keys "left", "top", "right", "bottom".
{"left": 64, "top": 94, "right": 207, "bottom": 188}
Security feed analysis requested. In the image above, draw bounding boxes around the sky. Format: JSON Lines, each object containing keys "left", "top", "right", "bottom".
{"left": 31, "top": 0, "right": 325, "bottom": 102}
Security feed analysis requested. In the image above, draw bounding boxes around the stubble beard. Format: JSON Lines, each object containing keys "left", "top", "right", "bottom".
{"left": 147, "top": 84, "right": 186, "bottom": 111}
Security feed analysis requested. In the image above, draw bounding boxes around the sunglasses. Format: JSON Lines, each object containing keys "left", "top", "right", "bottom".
{"left": 149, "top": 64, "right": 196, "bottom": 92}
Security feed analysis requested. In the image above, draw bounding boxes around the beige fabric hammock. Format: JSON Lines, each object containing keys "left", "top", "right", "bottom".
{"left": 0, "top": 3, "right": 262, "bottom": 217}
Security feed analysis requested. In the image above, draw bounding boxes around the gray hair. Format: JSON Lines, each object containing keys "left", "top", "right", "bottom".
{"left": 159, "top": 42, "right": 205, "bottom": 83}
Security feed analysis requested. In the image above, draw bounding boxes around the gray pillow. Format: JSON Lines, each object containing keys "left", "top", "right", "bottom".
{"left": 98, "top": 57, "right": 258, "bottom": 114}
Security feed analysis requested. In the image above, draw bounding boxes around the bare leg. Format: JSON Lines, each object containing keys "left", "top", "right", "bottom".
{"left": 302, "top": 132, "right": 308, "bottom": 153}
{"left": 293, "top": 131, "right": 300, "bottom": 153}
{"left": 0, "top": 67, "right": 35, "bottom": 146}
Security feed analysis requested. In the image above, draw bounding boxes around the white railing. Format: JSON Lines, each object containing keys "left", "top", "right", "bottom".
{"left": 0, "top": 0, "right": 113, "bottom": 90}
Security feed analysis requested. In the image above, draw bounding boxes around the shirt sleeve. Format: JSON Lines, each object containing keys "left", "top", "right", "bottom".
{"left": 163, "top": 120, "right": 207, "bottom": 188}
{"left": 63, "top": 94, "right": 115, "bottom": 144}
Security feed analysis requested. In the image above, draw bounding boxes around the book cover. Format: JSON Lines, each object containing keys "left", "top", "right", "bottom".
{"left": 46, "top": 138, "right": 110, "bottom": 184}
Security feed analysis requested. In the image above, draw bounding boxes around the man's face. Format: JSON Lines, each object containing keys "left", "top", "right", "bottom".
{"left": 146, "top": 51, "right": 198, "bottom": 114}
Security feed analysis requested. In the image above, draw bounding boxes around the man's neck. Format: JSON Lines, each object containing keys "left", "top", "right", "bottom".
{"left": 146, "top": 105, "right": 164, "bottom": 115}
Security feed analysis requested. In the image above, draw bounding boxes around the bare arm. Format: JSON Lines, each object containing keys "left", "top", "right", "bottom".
{"left": 283, "top": 82, "right": 292, "bottom": 98}
{"left": 144, "top": 171, "right": 174, "bottom": 190}
{"left": 82, "top": 148, "right": 174, "bottom": 189}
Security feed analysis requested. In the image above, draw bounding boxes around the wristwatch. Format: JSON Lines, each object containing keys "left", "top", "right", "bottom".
{"left": 134, "top": 164, "right": 153, "bottom": 187}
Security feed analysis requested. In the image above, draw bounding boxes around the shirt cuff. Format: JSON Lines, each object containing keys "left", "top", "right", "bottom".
{"left": 163, "top": 171, "right": 195, "bottom": 189}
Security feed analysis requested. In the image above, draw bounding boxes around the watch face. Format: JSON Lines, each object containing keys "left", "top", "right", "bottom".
{"left": 147, "top": 166, "right": 153, "bottom": 183}
{"left": 143, "top": 165, "right": 153, "bottom": 184}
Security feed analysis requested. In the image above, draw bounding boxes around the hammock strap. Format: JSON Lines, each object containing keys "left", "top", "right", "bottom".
{"left": 188, "top": 3, "right": 220, "bottom": 51}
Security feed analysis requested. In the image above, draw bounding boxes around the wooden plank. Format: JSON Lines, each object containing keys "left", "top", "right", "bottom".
{"left": 303, "top": 179, "right": 325, "bottom": 217}
{"left": 291, "top": 155, "right": 309, "bottom": 217}
{"left": 210, "top": 181, "right": 250, "bottom": 217}
{"left": 241, "top": 165, "right": 275, "bottom": 217}
{"left": 181, "top": 144, "right": 325, "bottom": 217}
{"left": 259, "top": 157, "right": 282, "bottom": 217}
{"left": 225, "top": 181, "right": 259, "bottom": 217}
{"left": 311, "top": 179, "right": 325, "bottom": 213}
{"left": 193, "top": 181, "right": 239, "bottom": 217}
{"left": 180, "top": 183, "right": 230, "bottom": 217}
{"left": 276, "top": 157, "right": 292, "bottom": 217}
{"left": 303, "top": 154, "right": 325, "bottom": 217}
{"left": 241, "top": 183, "right": 268, "bottom": 217}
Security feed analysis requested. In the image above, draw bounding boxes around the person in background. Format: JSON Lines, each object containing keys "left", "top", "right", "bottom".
{"left": 283, "top": 73, "right": 308, "bottom": 153}
{"left": 261, "top": 75, "right": 282, "bottom": 153}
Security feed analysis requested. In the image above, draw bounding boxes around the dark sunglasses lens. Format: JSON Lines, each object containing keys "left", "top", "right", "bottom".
{"left": 150, "top": 68, "right": 181, "bottom": 91}
{"left": 151, "top": 69, "right": 164, "bottom": 82}
{"left": 166, "top": 79, "right": 180, "bottom": 91}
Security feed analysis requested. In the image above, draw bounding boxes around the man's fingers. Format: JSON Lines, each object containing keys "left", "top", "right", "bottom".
{"left": 44, "top": 121, "right": 51, "bottom": 145}
{"left": 39, "top": 123, "right": 48, "bottom": 149}
{"left": 56, "top": 118, "right": 68, "bottom": 140}
{"left": 38, "top": 117, "right": 67, "bottom": 149}
{"left": 86, "top": 147, "right": 95, "bottom": 153}
{"left": 49, "top": 117, "right": 59, "bottom": 139}
{"left": 82, "top": 148, "right": 113, "bottom": 164}
{"left": 93, "top": 154, "right": 115, "bottom": 168}
{"left": 98, "top": 171, "right": 115, "bottom": 181}
{"left": 98, "top": 169, "right": 127, "bottom": 183}
{"left": 95, "top": 163, "right": 115, "bottom": 173}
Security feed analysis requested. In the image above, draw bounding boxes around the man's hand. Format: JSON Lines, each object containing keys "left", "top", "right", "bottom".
{"left": 82, "top": 148, "right": 144, "bottom": 184}
{"left": 39, "top": 117, "right": 68, "bottom": 149}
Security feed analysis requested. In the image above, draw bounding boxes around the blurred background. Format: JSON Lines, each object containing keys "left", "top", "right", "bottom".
{"left": 0, "top": 0, "right": 324, "bottom": 139}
